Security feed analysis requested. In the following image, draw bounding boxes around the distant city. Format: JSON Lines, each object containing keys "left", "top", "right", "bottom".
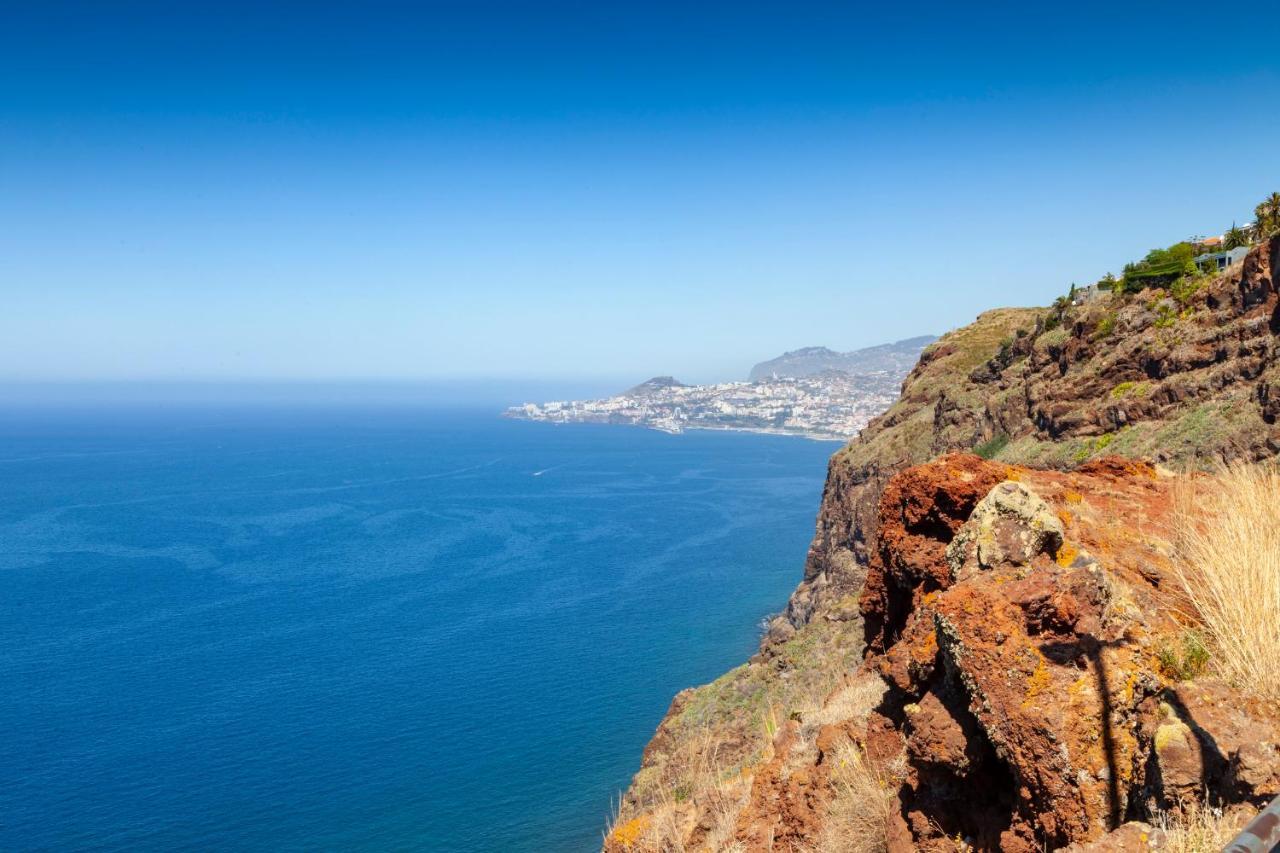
{"left": 505, "top": 336, "right": 935, "bottom": 441}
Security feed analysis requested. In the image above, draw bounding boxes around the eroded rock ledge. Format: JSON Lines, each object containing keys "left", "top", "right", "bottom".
{"left": 861, "top": 454, "right": 1278, "bottom": 850}
{"left": 608, "top": 455, "right": 1280, "bottom": 851}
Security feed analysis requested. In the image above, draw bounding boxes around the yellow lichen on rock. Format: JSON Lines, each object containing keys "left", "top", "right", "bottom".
{"left": 1056, "top": 541, "right": 1079, "bottom": 568}
{"left": 607, "top": 815, "right": 650, "bottom": 849}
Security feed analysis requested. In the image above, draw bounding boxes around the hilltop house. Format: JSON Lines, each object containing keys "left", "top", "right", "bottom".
{"left": 1071, "top": 283, "right": 1105, "bottom": 306}
{"left": 1194, "top": 246, "right": 1250, "bottom": 272}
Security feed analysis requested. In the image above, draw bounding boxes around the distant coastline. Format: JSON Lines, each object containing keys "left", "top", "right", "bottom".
{"left": 509, "top": 415, "right": 850, "bottom": 442}
{"left": 505, "top": 336, "right": 933, "bottom": 443}
{"left": 504, "top": 373, "right": 900, "bottom": 442}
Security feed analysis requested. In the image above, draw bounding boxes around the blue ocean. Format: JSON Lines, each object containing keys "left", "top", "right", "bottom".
{"left": 0, "top": 406, "right": 834, "bottom": 851}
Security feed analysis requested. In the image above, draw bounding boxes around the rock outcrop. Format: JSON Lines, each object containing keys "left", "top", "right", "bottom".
{"left": 858, "top": 454, "right": 1280, "bottom": 851}
{"left": 608, "top": 238, "right": 1280, "bottom": 852}
{"left": 778, "top": 234, "right": 1279, "bottom": 641}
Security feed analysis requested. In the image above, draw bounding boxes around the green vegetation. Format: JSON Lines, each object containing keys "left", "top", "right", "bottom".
{"left": 1042, "top": 295, "right": 1071, "bottom": 332}
{"left": 1223, "top": 223, "right": 1251, "bottom": 250}
{"left": 1170, "top": 272, "right": 1206, "bottom": 307}
{"left": 1034, "top": 326, "right": 1069, "bottom": 353}
{"left": 1107, "top": 191, "right": 1276, "bottom": 300}
{"left": 1110, "top": 381, "right": 1151, "bottom": 399}
{"left": 1156, "top": 630, "right": 1210, "bottom": 682}
{"left": 836, "top": 308, "right": 1040, "bottom": 472}
{"left": 1255, "top": 191, "right": 1280, "bottom": 238}
{"left": 973, "top": 433, "right": 1010, "bottom": 459}
{"left": 1071, "top": 432, "right": 1115, "bottom": 463}
{"left": 665, "top": 608, "right": 863, "bottom": 751}
{"left": 1122, "top": 242, "right": 1197, "bottom": 292}
{"left": 1105, "top": 402, "right": 1264, "bottom": 464}
{"left": 1092, "top": 311, "right": 1117, "bottom": 340}
{"left": 997, "top": 336, "right": 1014, "bottom": 361}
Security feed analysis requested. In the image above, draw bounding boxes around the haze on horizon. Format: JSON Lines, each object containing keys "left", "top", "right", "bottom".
{"left": 3, "top": 1, "right": 1278, "bottom": 387}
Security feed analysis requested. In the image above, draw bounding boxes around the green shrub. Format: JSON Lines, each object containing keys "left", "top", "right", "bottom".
{"left": 997, "top": 336, "right": 1014, "bottom": 361}
{"left": 1092, "top": 312, "right": 1117, "bottom": 340}
{"left": 1042, "top": 295, "right": 1071, "bottom": 332}
{"left": 1111, "top": 381, "right": 1151, "bottom": 399}
{"left": 1170, "top": 274, "right": 1205, "bottom": 308}
{"left": 1035, "top": 327, "right": 1069, "bottom": 352}
{"left": 1072, "top": 432, "right": 1115, "bottom": 462}
{"left": 974, "top": 433, "right": 1010, "bottom": 459}
{"left": 1156, "top": 630, "right": 1210, "bottom": 681}
{"left": 1122, "top": 242, "right": 1197, "bottom": 292}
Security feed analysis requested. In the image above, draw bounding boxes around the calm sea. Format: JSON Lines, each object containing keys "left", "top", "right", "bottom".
{"left": 0, "top": 406, "right": 834, "bottom": 851}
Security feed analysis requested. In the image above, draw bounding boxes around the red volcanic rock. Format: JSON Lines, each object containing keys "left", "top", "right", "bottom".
{"left": 860, "top": 453, "right": 1007, "bottom": 655}
{"left": 856, "top": 459, "right": 1280, "bottom": 851}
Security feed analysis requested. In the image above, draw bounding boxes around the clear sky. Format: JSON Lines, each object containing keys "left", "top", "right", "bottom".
{"left": 3, "top": 1, "right": 1278, "bottom": 386}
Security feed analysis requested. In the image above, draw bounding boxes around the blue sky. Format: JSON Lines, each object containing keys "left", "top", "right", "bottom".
{"left": 3, "top": 1, "right": 1278, "bottom": 386}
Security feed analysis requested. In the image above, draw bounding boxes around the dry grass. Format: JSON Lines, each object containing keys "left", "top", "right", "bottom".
{"left": 607, "top": 674, "right": 892, "bottom": 852}
{"left": 603, "top": 728, "right": 752, "bottom": 852}
{"left": 1173, "top": 463, "right": 1280, "bottom": 699}
{"left": 1154, "top": 802, "right": 1246, "bottom": 853}
{"left": 819, "top": 743, "right": 904, "bottom": 853}
{"left": 806, "top": 674, "right": 897, "bottom": 853}
{"left": 1099, "top": 568, "right": 1140, "bottom": 630}
{"left": 799, "top": 675, "right": 887, "bottom": 745}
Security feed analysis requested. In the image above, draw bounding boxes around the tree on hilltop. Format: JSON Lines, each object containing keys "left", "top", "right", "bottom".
{"left": 1255, "top": 192, "right": 1280, "bottom": 238}
{"left": 1223, "top": 223, "right": 1251, "bottom": 250}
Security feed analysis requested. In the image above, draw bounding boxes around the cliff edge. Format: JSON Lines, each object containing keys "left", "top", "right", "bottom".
{"left": 606, "top": 236, "right": 1280, "bottom": 852}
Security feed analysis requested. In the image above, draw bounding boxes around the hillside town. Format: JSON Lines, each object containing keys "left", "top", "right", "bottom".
{"left": 505, "top": 369, "right": 906, "bottom": 440}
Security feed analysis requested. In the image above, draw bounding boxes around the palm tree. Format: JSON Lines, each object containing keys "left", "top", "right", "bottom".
{"left": 1255, "top": 192, "right": 1280, "bottom": 237}
{"left": 1224, "top": 223, "right": 1251, "bottom": 250}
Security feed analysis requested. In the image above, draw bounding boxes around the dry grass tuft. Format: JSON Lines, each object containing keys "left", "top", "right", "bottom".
{"left": 799, "top": 675, "right": 887, "bottom": 744}
{"left": 819, "top": 743, "right": 904, "bottom": 853}
{"left": 1154, "top": 802, "right": 1246, "bottom": 853}
{"left": 1173, "top": 463, "right": 1280, "bottom": 698}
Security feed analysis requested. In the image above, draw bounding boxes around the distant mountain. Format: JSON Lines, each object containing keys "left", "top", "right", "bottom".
{"left": 747, "top": 335, "right": 936, "bottom": 381}
{"left": 623, "top": 376, "right": 687, "bottom": 397}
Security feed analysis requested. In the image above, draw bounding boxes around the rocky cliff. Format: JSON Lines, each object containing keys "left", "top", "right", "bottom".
{"left": 606, "top": 236, "right": 1280, "bottom": 852}
{"left": 776, "top": 235, "right": 1279, "bottom": 642}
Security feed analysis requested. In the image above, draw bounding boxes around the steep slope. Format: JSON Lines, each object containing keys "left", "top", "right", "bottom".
{"left": 778, "top": 235, "right": 1279, "bottom": 641}
{"left": 608, "top": 454, "right": 1280, "bottom": 851}
{"left": 606, "top": 236, "right": 1280, "bottom": 852}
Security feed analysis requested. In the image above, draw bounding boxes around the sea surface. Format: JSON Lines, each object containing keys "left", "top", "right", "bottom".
{"left": 0, "top": 406, "right": 835, "bottom": 852}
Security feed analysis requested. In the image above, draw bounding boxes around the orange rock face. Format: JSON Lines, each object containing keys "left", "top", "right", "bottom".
{"left": 856, "top": 456, "right": 1280, "bottom": 851}
{"left": 607, "top": 451, "right": 1280, "bottom": 853}
{"left": 860, "top": 453, "right": 1008, "bottom": 656}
